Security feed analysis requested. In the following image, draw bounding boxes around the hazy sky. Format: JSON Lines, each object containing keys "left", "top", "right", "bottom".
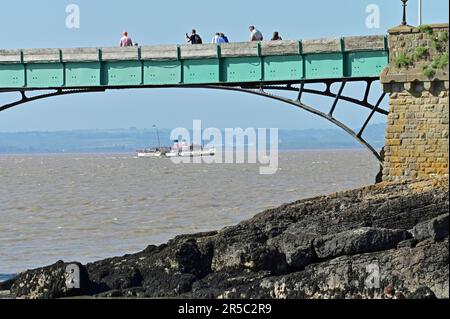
{"left": 0, "top": 0, "right": 448, "bottom": 132}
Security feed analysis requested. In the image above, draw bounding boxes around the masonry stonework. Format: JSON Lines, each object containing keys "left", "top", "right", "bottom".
{"left": 381, "top": 24, "right": 449, "bottom": 181}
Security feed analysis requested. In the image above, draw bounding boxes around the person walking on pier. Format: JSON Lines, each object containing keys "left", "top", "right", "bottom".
{"left": 186, "top": 29, "right": 203, "bottom": 44}
{"left": 220, "top": 33, "right": 229, "bottom": 43}
{"left": 120, "top": 31, "right": 134, "bottom": 47}
{"left": 211, "top": 33, "right": 227, "bottom": 43}
{"left": 249, "top": 26, "right": 263, "bottom": 41}
{"left": 271, "top": 32, "right": 282, "bottom": 41}
{"left": 211, "top": 33, "right": 221, "bottom": 43}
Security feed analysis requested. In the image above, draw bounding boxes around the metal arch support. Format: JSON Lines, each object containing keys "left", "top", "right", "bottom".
{"left": 257, "top": 82, "right": 389, "bottom": 116}
{"left": 329, "top": 81, "right": 346, "bottom": 116}
{"left": 0, "top": 88, "right": 106, "bottom": 113}
{"left": 358, "top": 92, "right": 387, "bottom": 138}
{"left": 202, "top": 84, "right": 385, "bottom": 165}
{"left": 0, "top": 83, "right": 386, "bottom": 164}
{"left": 261, "top": 81, "right": 389, "bottom": 140}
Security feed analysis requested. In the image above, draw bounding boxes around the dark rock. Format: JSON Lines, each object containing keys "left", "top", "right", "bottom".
{"left": 0, "top": 278, "right": 15, "bottom": 291}
{"left": 267, "top": 231, "right": 317, "bottom": 269}
{"left": 86, "top": 261, "right": 143, "bottom": 292}
{"left": 171, "top": 238, "right": 213, "bottom": 277}
{"left": 211, "top": 224, "right": 287, "bottom": 274}
{"left": 397, "top": 238, "right": 418, "bottom": 248}
{"left": 84, "top": 233, "right": 215, "bottom": 297}
{"left": 227, "top": 238, "right": 448, "bottom": 299}
{"left": 408, "top": 287, "right": 437, "bottom": 299}
{"left": 8, "top": 176, "right": 449, "bottom": 299}
{"left": 412, "top": 214, "right": 449, "bottom": 241}
{"left": 313, "top": 227, "right": 411, "bottom": 259}
{"left": 10, "top": 261, "right": 90, "bottom": 299}
{"left": 141, "top": 270, "right": 197, "bottom": 297}
{"left": 186, "top": 270, "right": 272, "bottom": 299}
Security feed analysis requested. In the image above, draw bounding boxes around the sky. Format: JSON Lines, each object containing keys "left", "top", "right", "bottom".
{"left": 0, "top": 0, "right": 448, "bottom": 132}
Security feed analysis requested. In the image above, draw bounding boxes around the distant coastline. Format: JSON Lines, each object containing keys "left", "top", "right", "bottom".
{"left": 0, "top": 124, "right": 386, "bottom": 155}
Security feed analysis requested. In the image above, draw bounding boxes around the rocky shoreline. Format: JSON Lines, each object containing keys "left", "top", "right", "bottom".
{"left": 1, "top": 176, "right": 448, "bottom": 299}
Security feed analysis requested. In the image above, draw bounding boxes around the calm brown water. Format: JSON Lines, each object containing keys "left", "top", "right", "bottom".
{"left": 0, "top": 150, "right": 379, "bottom": 274}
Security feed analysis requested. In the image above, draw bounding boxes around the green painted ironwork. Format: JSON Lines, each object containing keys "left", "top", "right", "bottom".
{"left": 0, "top": 64, "right": 25, "bottom": 87}
{"left": 183, "top": 59, "right": 220, "bottom": 84}
{"left": 102, "top": 61, "right": 142, "bottom": 86}
{"left": 345, "top": 51, "right": 389, "bottom": 77}
{"left": 143, "top": 61, "right": 181, "bottom": 85}
{"left": 304, "top": 53, "right": 343, "bottom": 79}
{"left": 222, "top": 57, "right": 263, "bottom": 83}
{"left": 263, "top": 55, "right": 303, "bottom": 81}
{"left": 65, "top": 62, "right": 101, "bottom": 87}
{"left": 26, "top": 63, "right": 64, "bottom": 88}
{"left": 0, "top": 37, "right": 389, "bottom": 90}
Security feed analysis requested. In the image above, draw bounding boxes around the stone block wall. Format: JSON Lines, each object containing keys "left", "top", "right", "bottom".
{"left": 381, "top": 24, "right": 449, "bottom": 181}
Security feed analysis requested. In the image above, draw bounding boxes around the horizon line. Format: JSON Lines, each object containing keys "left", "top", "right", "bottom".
{"left": 0, "top": 123, "right": 386, "bottom": 134}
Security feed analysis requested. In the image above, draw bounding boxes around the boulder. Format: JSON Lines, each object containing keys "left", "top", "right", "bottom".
{"left": 397, "top": 238, "right": 419, "bottom": 248}
{"left": 5, "top": 177, "right": 449, "bottom": 299}
{"left": 313, "top": 227, "right": 411, "bottom": 259}
{"left": 184, "top": 238, "right": 449, "bottom": 299}
{"left": 86, "top": 233, "right": 216, "bottom": 296}
{"left": 0, "top": 278, "right": 15, "bottom": 291}
{"left": 211, "top": 224, "right": 287, "bottom": 274}
{"left": 10, "top": 261, "right": 90, "bottom": 299}
{"left": 412, "top": 214, "right": 449, "bottom": 241}
{"left": 408, "top": 287, "right": 437, "bottom": 299}
{"left": 267, "top": 231, "right": 317, "bottom": 269}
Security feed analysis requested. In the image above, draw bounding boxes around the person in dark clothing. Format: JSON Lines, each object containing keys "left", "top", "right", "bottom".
{"left": 220, "top": 33, "right": 229, "bottom": 43}
{"left": 186, "top": 29, "right": 203, "bottom": 44}
{"left": 271, "top": 32, "right": 282, "bottom": 41}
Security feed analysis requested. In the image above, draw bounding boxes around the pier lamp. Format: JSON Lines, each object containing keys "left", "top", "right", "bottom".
{"left": 401, "top": 0, "right": 409, "bottom": 26}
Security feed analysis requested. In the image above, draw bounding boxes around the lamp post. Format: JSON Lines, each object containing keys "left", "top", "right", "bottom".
{"left": 418, "top": 0, "right": 423, "bottom": 26}
{"left": 401, "top": 0, "right": 409, "bottom": 26}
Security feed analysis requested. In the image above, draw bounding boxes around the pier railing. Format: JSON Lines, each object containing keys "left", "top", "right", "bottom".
{"left": 0, "top": 36, "right": 388, "bottom": 89}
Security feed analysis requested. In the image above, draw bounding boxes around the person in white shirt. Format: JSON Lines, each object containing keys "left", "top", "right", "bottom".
{"left": 249, "top": 26, "right": 263, "bottom": 41}
{"left": 212, "top": 32, "right": 227, "bottom": 43}
{"left": 211, "top": 33, "right": 221, "bottom": 43}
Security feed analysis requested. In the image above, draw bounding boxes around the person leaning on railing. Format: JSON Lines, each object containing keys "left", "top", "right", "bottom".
{"left": 220, "top": 33, "right": 229, "bottom": 43}
{"left": 211, "top": 32, "right": 228, "bottom": 44}
{"left": 249, "top": 25, "right": 263, "bottom": 41}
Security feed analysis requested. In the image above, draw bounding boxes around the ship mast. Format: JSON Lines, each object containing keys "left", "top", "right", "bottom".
{"left": 153, "top": 125, "right": 161, "bottom": 150}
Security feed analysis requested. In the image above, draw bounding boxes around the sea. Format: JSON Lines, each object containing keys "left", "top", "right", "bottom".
{"left": 0, "top": 150, "right": 379, "bottom": 280}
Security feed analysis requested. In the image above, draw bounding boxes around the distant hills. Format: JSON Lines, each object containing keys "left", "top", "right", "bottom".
{"left": 0, "top": 124, "right": 386, "bottom": 154}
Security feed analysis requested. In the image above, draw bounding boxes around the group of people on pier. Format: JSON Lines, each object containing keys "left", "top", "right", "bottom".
{"left": 119, "top": 26, "right": 282, "bottom": 47}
